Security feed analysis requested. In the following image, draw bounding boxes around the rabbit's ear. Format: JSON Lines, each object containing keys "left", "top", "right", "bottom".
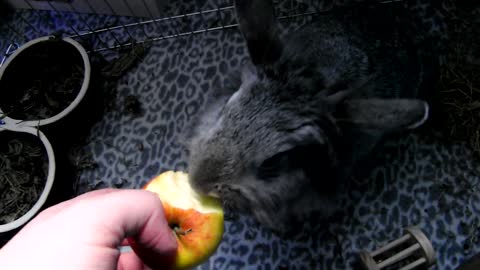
{"left": 337, "top": 99, "right": 429, "bottom": 132}
{"left": 234, "top": 0, "right": 283, "bottom": 65}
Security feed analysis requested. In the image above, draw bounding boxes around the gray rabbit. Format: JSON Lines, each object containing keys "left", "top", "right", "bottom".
{"left": 185, "top": 0, "right": 436, "bottom": 233}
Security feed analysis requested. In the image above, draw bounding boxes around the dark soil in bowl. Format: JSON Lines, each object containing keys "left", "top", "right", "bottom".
{"left": 0, "top": 131, "right": 48, "bottom": 225}
{"left": 0, "top": 38, "right": 84, "bottom": 121}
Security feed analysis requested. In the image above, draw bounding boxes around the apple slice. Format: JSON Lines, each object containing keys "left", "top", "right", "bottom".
{"left": 143, "top": 171, "right": 224, "bottom": 270}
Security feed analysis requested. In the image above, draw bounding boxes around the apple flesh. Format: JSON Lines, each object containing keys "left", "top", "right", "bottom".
{"left": 143, "top": 171, "right": 224, "bottom": 270}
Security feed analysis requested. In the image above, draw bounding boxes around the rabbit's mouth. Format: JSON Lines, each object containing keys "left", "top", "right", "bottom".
{"left": 206, "top": 183, "right": 232, "bottom": 199}
{"left": 214, "top": 183, "right": 286, "bottom": 227}
{"left": 207, "top": 191, "right": 220, "bottom": 198}
{"left": 217, "top": 185, "right": 248, "bottom": 215}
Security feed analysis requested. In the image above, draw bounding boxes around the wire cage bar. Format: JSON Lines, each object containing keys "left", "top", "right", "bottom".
{"left": 0, "top": 0, "right": 288, "bottom": 60}
{"left": 0, "top": 0, "right": 405, "bottom": 65}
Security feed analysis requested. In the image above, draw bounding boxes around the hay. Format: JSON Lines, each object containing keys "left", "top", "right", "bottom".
{"left": 0, "top": 132, "right": 47, "bottom": 224}
{"left": 438, "top": 47, "right": 480, "bottom": 155}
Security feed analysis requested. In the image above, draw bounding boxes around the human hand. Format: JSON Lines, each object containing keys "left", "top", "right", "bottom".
{"left": 0, "top": 189, "right": 178, "bottom": 270}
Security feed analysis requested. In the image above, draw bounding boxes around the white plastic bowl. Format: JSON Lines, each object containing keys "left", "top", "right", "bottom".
{"left": 0, "top": 126, "right": 56, "bottom": 233}
{"left": 0, "top": 35, "right": 91, "bottom": 129}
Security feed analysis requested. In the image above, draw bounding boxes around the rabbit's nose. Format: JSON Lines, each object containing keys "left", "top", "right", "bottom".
{"left": 188, "top": 177, "right": 209, "bottom": 194}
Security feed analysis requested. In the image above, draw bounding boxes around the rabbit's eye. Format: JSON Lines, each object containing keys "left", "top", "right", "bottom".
{"left": 328, "top": 81, "right": 349, "bottom": 92}
{"left": 257, "top": 151, "right": 290, "bottom": 180}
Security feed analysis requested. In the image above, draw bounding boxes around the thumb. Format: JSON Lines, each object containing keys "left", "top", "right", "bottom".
{"left": 82, "top": 189, "right": 178, "bottom": 269}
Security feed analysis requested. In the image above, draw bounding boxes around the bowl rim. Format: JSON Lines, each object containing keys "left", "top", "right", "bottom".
{"left": 0, "top": 35, "right": 91, "bottom": 128}
{"left": 0, "top": 126, "right": 56, "bottom": 233}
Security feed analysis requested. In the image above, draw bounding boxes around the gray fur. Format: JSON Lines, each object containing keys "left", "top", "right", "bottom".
{"left": 185, "top": 0, "right": 436, "bottom": 233}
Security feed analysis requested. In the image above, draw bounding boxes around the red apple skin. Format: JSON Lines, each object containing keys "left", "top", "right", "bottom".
{"left": 140, "top": 171, "right": 224, "bottom": 270}
{"left": 162, "top": 202, "right": 224, "bottom": 270}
